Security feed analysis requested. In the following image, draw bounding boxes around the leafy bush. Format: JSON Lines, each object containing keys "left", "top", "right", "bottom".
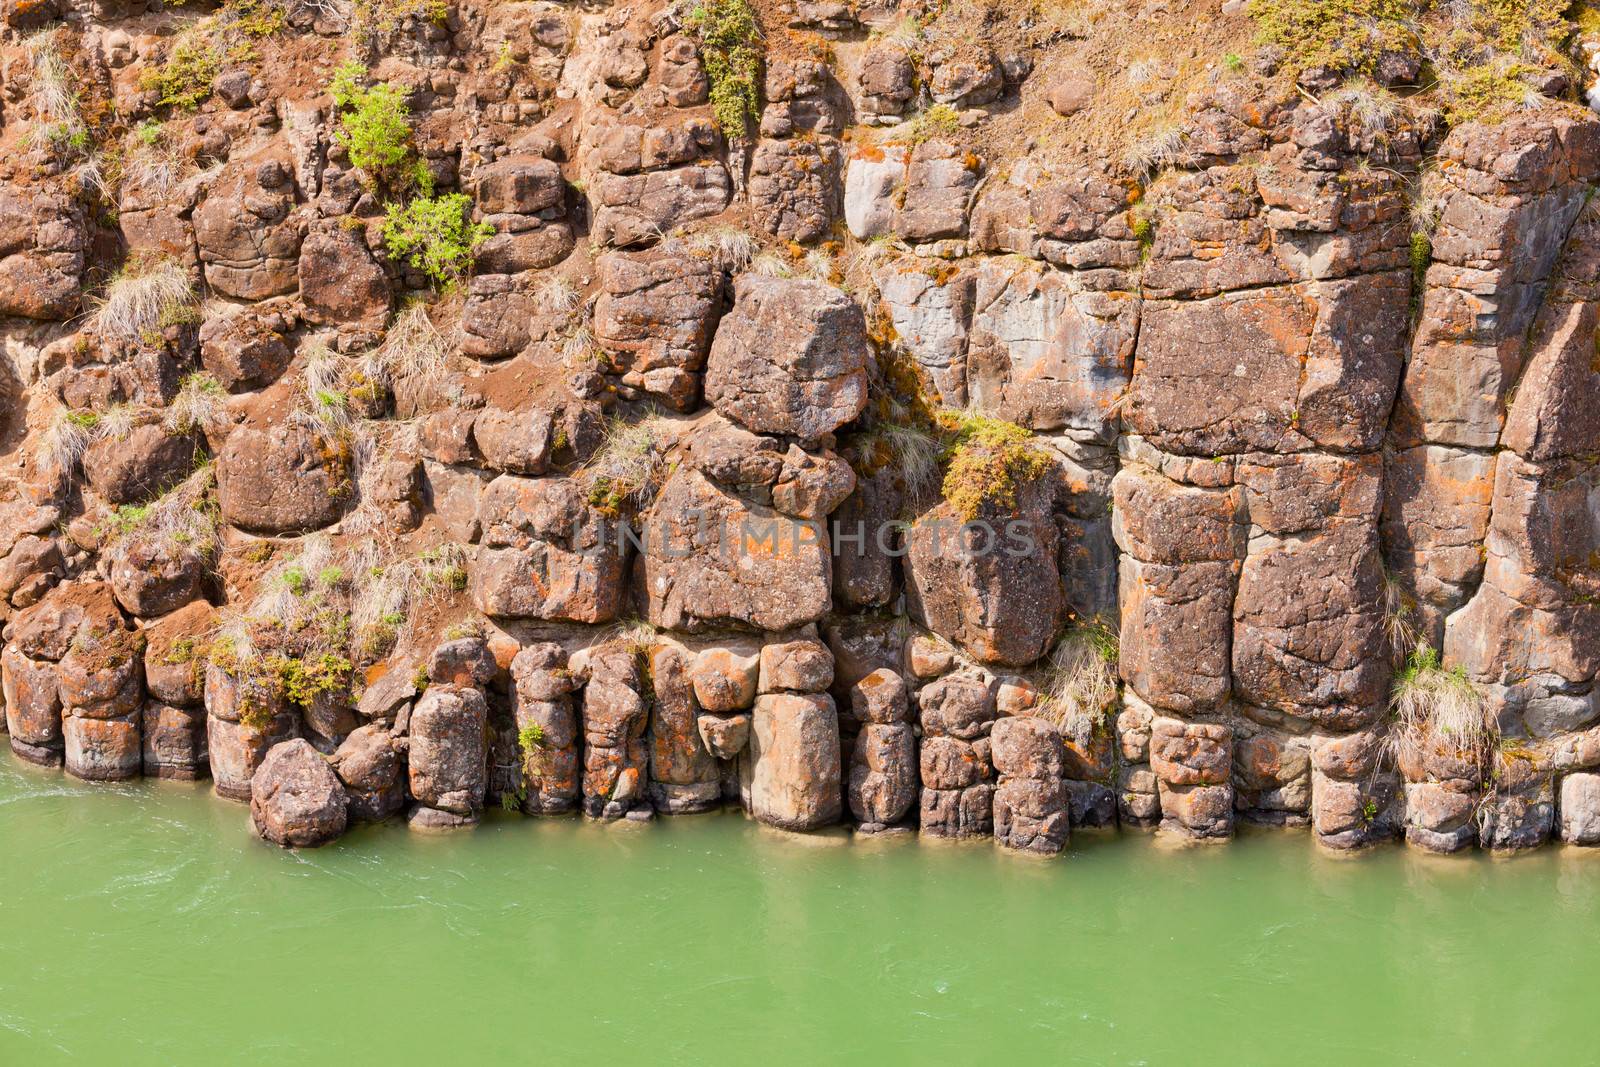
{"left": 332, "top": 67, "right": 415, "bottom": 177}
{"left": 687, "top": 0, "right": 764, "bottom": 138}
{"left": 381, "top": 193, "right": 494, "bottom": 288}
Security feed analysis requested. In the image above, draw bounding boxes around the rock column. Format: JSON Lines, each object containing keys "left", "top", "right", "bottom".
{"left": 511, "top": 642, "right": 580, "bottom": 815}
{"left": 846, "top": 668, "right": 916, "bottom": 833}
{"left": 991, "top": 716, "right": 1069, "bottom": 855}
{"left": 917, "top": 671, "right": 997, "bottom": 839}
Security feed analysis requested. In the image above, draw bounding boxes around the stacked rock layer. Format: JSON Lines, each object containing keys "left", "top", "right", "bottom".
{"left": 0, "top": 0, "right": 1597, "bottom": 854}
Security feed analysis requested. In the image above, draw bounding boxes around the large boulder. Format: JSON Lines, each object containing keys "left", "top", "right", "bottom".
{"left": 470, "top": 476, "right": 629, "bottom": 623}
{"left": 511, "top": 642, "right": 580, "bottom": 814}
{"left": 592, "top": 244, "right": 723, "bottom": 411}
{"left": 407, "top": 686, "right": 489, "bottom": 823}
{"left": 703, "top": 275, "right": 869, "bottom": 442}
{"left": 741, "top": 692, "right": 841, "bottom": 831}
{"left": 648, "top": 641, "right": 721, "bottom": 813}
{"left": 579, "top": 645, "right": 650, "bottom": 819}
{"left": 904, "top": 484, "right": 1062, "bottom": 668}
{"left": 251, "top": 739, "right": 349, "bottom": 848}
{"left": 216, "top": 394, "right": 349, "bottom": 534}
{"left": 83, "top": 425, "right": 197, "bottom": 506}
{"left": 142, "top": 701, "right": 208, "bottom": 780}
{"left": 193, "top": 153, "right": 305, "bottom": 299}
{"left": 0, "top": 184, "right": 85, "bottom": 319}
{"left": 330, "top": 724, "right": 405, "bottom": 822}
{"left": 640, "top": 468, "right": 832, "bottom": 632}
{"left": 298, "top": 226, "right": 390, "bottom": 332}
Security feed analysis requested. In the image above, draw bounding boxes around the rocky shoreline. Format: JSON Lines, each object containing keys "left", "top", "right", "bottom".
{"left": 2, "top": 0, "right": 1600, "bottom": 853}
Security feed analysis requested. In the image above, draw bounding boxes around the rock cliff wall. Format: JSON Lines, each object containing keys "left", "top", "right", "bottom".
{"left": 2, "top": 0, "right": 1599, "bottom": 853}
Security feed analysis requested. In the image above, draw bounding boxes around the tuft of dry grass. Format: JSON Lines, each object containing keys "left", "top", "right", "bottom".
{"left": 876, "top": 422, "right": 942, "bottom": 505}
{"left": 26, "top": 31, "right": 77, "bottom": 125}
{"left": 578, "top": 416, "right": 672, "bottom": 515}
{"left": 109, "top": 464, "right": 221, "bottom": 562}
{"left": 1382, "top": 566, "right": 1422, "bottom": 664}
{"left": 1389, "top": 645, "right": 1492, "bottom": 768}
{"left": 1122, "top": 124, "right": 1189, "bottom": 179}
{"left": 1041, "top": 617, "right": 1120, "bottom": 741}
{"left": 39, "top": 408, "right": 96, "bottom": 478}
{"left": 90, "top": 260, "right": 198, "bottom": 341}
{"left": 371, "top": 301, "right": 451, "bottom": 400}
{"left": 1325, "top": 80, "right": 1404, "bottom": 140}
{"left": 164, "top": 372, "right": 229, "bottom": 436}
{"left": 535, "top": 274, "right": 581, "bottom": 318}
{"left": 560, "top": 322, "right": 598, "bottom": 367}
{"left": 684, "top": 226, "right": 760, "bottom": 274}
{"left": 292, "top": 343, "right": 356, "bottom": 436}
{"left": 125, "top": 122, "right": 190, "bottom": 197}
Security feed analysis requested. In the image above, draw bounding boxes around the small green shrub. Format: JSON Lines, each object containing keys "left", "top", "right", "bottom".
{"left": 139, "top": 36, "right": 223, "bottom": 110}
{"left": 353, "top": 0, "right": 448, "bottom": 40}
{"left": 518, "top": 722, "right": 546, "bottom": 758}
{"left": 99, "top": 503, "right": 151, "bottom": 539}
{"left": 222, "top": 0, "right": 288, "bottom": 37}
{"left": 687, "top": 0, "right": 764, "bottom": 139}
{"left": 333, "top": 69, "right": 415, "bottom": 177}
{"left": 382, "top": 192, "right": 494, "bottom": 288}
{"left": 906, "top": 103, "right": 961, "bottom": 145}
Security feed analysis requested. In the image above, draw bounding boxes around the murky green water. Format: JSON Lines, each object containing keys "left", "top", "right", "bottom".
{"left": 1, "top": 751, "right": 1594, "bottom": 1065}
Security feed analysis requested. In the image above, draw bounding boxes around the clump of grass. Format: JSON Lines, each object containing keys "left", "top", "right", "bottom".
{"left": 382, "top": 193, "right": 494, "bottom": 290}
{"left": 535, "top": 274, "right": 581, "bottom": 318}
{"left": 91, "top": 259, "right": 198, "bottom": 341}
{"left": 291, "top": 343, "right": 357, "bottom": 437}
{"left": 125, "top": 120, "right": 190, "bottom": 196}
{"left": 934, "top": 409, "right": 1054, "bottom": 521}
{"left": 517, "top": 722, "right": 547, "bottom": 761}
{"left": 218, "top": 0, "right": 289, "bottom": 38}
{"left": 905, "top": 103, "right": 961, "bottom": 145}
{"left": 1390, "top": 645, "right": 1492, "bottom": 765}
{"left": 1382, "top": 566, "right": 1423, "bottom": 663}
{"left": 560, "top": 322, "right": 600, "bottom": 368}
{"left": 684, "top": 226, "right": 760, "bottom": 274}
{"left": 26, "top": 32, "right": 78, "bottom": 126}
{"left": 1325, "top": 80, "right": 1404, "bottom": 140}
{"left": 372, "top": 300, "right": 452, "bottom": 399}
{"left": 1043, "top": 617, "right": 1120, "bottom": 740}
{"left": 39, "top": 408, "right": 97, "bottom": 478}
{"left": 1424, "top": 0, "right": 1571, "bottom": 124}
{"left": 165, "top": 372, "right": 229, "bottom": 436}
{"left": 686, "top": 0, "right": 765, "bottom": 140}
{"left": 604, "top": 616, "right": 659, "bottom": 658}
{"left": 105, "top": 465, "right": 221, "bottom": 560}
{"left": 24, "top": 33, "right": 110, "bottom": 199}
{"left": 850, "top": 421, "right": 942, "bottom": 506}
{"left": 579, "top": 416, "right": 672, "bottom": 516}
{"left": 1122, "top": 124, "right": 1188, "bottom": 179}
{"left": 351, "top": 0, "right": 447, "bottom": 42}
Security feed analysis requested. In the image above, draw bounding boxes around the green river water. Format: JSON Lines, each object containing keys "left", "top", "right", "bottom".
{"left": 1, "top": 751, "right": 1593, "bottom": 1066}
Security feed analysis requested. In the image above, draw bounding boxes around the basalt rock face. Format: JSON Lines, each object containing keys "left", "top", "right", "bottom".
{"left": 2, "top": 0, "right": 1599, "bottom": 859}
